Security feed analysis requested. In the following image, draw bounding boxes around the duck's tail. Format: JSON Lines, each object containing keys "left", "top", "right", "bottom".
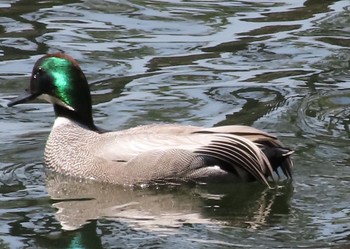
{"left": 193, "top": 126, "right": 293, "bottom": 186}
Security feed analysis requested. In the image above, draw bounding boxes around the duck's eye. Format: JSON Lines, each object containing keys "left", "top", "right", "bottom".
{"left": 33, "top": 68, "right": 43, "bottom": 79}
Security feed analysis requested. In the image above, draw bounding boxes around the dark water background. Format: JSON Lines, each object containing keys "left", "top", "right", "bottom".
{"left": 1, "top": 0, "right": 350, "bottom": 248}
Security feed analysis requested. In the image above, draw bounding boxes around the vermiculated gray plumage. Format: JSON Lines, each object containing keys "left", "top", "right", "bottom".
{"left": 45, "top": 118, "right": 293, "bottom": 187}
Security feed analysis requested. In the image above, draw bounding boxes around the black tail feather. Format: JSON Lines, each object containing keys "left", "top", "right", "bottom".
{"left": 262, "top": 147, "right": 293, "bottom": 179}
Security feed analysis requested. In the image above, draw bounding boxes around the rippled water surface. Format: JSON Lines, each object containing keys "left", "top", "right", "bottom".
{"left": 1, "top": 0, "right": 350, "bottom": 248}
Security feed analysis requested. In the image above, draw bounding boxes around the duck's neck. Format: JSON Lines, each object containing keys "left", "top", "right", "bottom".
{"left": 53, "top": 104, "right": 98, "bottom": 131}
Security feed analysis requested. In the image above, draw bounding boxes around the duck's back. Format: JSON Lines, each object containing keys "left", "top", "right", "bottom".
{"left": 45, "top": 118, "right": 292, "bottom": 186}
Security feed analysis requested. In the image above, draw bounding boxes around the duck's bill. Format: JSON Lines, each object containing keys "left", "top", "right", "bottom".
{"left": 8, "top": 90, "right": 39, "bottom": 107}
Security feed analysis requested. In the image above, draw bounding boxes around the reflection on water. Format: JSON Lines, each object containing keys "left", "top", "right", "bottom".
{"left": 46, "top": 174, "right": 293, "bottom": 232}
{"left": 43, "top": 173, "right": 293, "bottom": 248}
{"left": 1, "top": 0, "right": 350, "bottom": 248}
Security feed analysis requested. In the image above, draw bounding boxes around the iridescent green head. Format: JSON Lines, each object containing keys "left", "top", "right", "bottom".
{"left": 8, "top": 53, "right": 96, "bottom": 129}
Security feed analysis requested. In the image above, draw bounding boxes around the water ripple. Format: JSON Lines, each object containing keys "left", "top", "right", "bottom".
{"left": 298, "top": 91, "right": 350, "bottom": 142}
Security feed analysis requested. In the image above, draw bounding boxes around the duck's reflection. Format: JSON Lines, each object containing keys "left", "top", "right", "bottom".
{"left": 46, "top": 173, "right": 293, "bottom": 232}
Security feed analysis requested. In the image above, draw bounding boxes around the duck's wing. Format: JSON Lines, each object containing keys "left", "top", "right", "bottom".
{"left": 93, "top": 125, "right": 293, "bottom": 186}
{"left": 196, "top": 125, "right": 293, "bottom": 179}
{"left": 95, "top": 128, "right": 218, "bottom": 162}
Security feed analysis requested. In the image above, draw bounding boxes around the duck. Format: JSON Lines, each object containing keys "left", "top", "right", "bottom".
{"left": 8, "top": 53, "right": 293, "bottom": 187}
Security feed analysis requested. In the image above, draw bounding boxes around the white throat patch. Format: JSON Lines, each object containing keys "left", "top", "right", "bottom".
{"left": 53, "top": 116, "right": 73, "bottom": 129}
{"left": 38, "top": 94, "right": 75, "bottom": 111}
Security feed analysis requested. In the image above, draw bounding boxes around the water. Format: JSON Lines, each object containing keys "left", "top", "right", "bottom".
{"left": 1, "top": 0, "right": 350, "bottom": 248}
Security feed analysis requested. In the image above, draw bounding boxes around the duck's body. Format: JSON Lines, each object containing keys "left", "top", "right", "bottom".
{"left": 8, "top": 53, "right": 293, "bottom": 187}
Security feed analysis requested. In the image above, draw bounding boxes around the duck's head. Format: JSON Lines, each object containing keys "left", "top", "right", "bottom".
{"left": 8, "top": 53, "right": 96, "bottom": 130}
